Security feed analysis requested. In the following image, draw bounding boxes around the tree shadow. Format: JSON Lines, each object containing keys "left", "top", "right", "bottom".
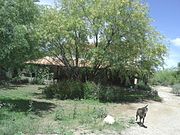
{"left": 136, "top": 122, "right": 147, "bottom": 128}
{"left": 0, "top": 98, "right": 56, "bottom": 116}
{"left": 32, "top": 92, "right": 46, "bottom": 99}
{"left": 0, "top": 84, "right": 25, "bottom": 90}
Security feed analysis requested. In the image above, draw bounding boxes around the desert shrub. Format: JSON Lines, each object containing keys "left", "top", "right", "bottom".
{"left": 135, "top": 81, "right": 151, "bottom": 91}
{"left": 172, "top": 84, "right": 180, "bottom": 96}
{"left": 99, "top": 86, "right": 140, "bottom": 102}
{"left": 43, "top": 80, "right": 160, "bottom": 102}
{"left": 43, "top": 81, "right": 100, "bottom": 100}
{"left": 54, "top": 108, "right": 65, "bottom": 121}
{"left": 99, "top": 85, "right": 160, "bottom": 102}
{"left": 92, "top": 107, "right": 107, "bottom": 119}
{"left": 150, "top": 69, "right": 179, "bottom": 86}
{"left": 43, "top": 84, "right": 57, "bottom": 98}
{"left": 83, "top": 81, "right": 100, "bottom": 100}
{"left": 43, "top": 80, "right": 84, "bottom": 99}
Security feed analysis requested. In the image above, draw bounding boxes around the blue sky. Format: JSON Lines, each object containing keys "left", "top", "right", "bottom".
{"left": 38, "top": 0, "right": 54, "bottom": 5}
{"left": 38, "top": 0, "right": 180, "bottom": 68}
{"left": 147, "top": 0, "right": 180, "bottom": 68}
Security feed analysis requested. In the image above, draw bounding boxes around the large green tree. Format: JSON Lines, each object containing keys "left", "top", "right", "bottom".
{"left": 0, "top": 0, "right": 41, "bottom": 74}
{"left": 38, "top": 0, "right": 167, "bottom": 83}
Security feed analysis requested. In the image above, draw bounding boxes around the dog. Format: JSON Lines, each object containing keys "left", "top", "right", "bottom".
{"left": 136, "top": 105, "right": 148, "bottom": 124}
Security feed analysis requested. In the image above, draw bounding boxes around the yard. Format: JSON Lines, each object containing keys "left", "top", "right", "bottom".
{"left": 0, "top": 0, "right": 179, "bottom": 134}
{"left": 0, "top": 85, "right": 134, "bottom": 135}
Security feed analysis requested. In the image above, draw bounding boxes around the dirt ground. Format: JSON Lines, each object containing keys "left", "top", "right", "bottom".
{"left": 120, "top": 86, "right": 180, "bottom": 135}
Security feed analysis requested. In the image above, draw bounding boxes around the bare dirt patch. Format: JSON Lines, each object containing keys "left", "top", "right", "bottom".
{"left": 120, "top": 86, "right": 180, "bottom": 135}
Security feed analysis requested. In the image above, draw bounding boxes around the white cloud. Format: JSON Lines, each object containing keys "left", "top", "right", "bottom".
{"left": 164, "top": 51, "right": 180, "bottom": 68}
{"left": 171, "top": 38, "right": 180, "bottom": 46}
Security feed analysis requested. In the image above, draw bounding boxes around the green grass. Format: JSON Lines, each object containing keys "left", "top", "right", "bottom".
{"left": 0, "top": 85, "right": 43, "bottom": 100}
{"left": 0, "top": 108, "right": 40, "bottom": 135}
{"left": 0, "top": 84, "right": 132, "bottom": 135}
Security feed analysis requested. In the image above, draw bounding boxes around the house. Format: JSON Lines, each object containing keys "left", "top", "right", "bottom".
{"left": 26, "top": 56, "right": 91, "bottom": 82}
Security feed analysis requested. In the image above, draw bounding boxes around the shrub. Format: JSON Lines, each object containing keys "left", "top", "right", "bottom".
{"left": 43, "top": 84, "right": 57, "bottom": 98}
{"left": 83, "top": 82, "right": 100, "bottom": 100}
{"left": 43, "top": 80, "right": 160, "bottom": 102}
{"left": 54, "top": 108, "right": 65, "bottom": 121}
{"left": 150, "top": 69, "right": 179, "bottom": 86}
{"left": 99, "top": 85, "right": 160, "bottom": 102}
{"left": 43, "top": 80, "right": 84, "bottom": 99}
{"left": 135, "top": 81, "right": 151, "bottom": 91}
{"left": 92, "top": 107, "right": 107, "bottom": 119}
{"left": 172, "top": 84, "right": 180, "bottom": 96}
{"left": 43, "top": 81, "right": 100, "bottom": 100}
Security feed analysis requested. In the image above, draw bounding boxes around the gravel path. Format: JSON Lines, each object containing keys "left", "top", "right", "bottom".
{"left": 121, "top": 86, "right": 180, "bottom": 135}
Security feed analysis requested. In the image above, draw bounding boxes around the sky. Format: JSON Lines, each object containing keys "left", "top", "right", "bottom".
{"left": 147, "top": 0, "right": 180, "bottom": 68}
{"left": 38, "top": 0, "right": 180, "bottom": 68}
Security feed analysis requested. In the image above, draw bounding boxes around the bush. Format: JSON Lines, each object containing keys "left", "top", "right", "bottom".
{"left": 54, "top": 108, "right": 65, "bottom": 121}
{"left": 43, "top": 80, "right": 160, "bottom": 102}
{"left": 43, "top": 84, "right": 57, "bottom": 98}
{"left": 83, "top": 82, "right": 100, "bottom": 100}
{"left": 43, "top": 80, "right": 84, "bottom": 99}
{"left": 99, "top": 85, "right": 160, "bottom": 102}
{"left": 135, "top": 81, "right": 151, "bottom": 91}
{"left": 92, "top": 107, "right": 107, "bottom": 119}
{"left": 43, "top": 81, "right": 100, "bottom": 100}
{"left": 172, "top": 84, "right": 180, "bottom": 96}
{"left": 150, "top": 69, "right": 179, "bottom": 86}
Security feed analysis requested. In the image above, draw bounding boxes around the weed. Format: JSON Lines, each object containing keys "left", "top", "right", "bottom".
{"left": 72, "top": 104, "right": 77, "bottom": 119}
{"left": 0, "top": 108, "right": 39, "bottom": 135}
{"left": 128, "top": 117, "right": 136, "bottom": 125}
{"left": 54, "top": 107, "right": 65, "bottom": 121}
{"left": 92, "top": 107, "right": 107, "bottom": 119}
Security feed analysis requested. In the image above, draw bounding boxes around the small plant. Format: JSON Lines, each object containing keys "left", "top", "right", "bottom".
{"left": 28, "top": 101, "right": 34, "bottom": 112}
{"left": 72, "top": 104, "right": 77, "bottom": 119}
{"left": 92, "top": 107, "right": 107, "bottom": 119}
{"left": 54, "top": 107, "right": 65, "bottom": 121}
{"left": 128, "top": 117, "right": 135, "bottom": 125}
